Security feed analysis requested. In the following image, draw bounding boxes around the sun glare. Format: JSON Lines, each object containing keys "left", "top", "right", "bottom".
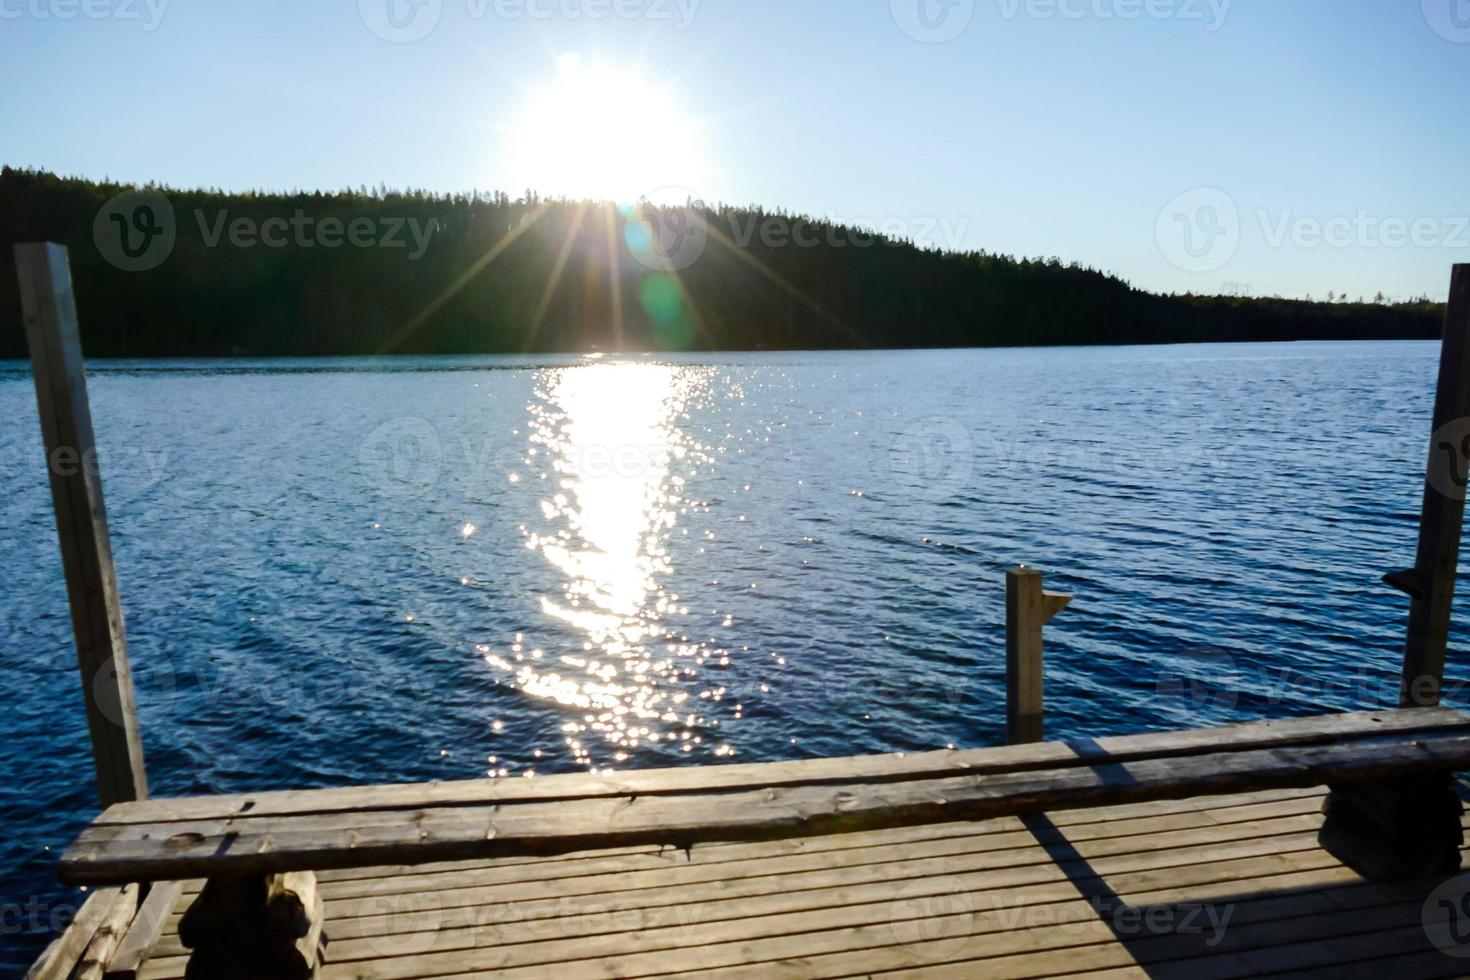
{"left": 505, "top": 60, "right": 708, "bottom": 204}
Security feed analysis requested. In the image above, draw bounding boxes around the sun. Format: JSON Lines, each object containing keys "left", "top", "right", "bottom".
{"left": 503, "top": 59, "right": 708, "bottom": 204}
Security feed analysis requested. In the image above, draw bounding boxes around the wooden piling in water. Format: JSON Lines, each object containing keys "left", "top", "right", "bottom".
{"left": 1390, "top": 263, "right": 1470, "bottom": 708}
{"left": 1005, "top": 567, "right": 1072, "bottom": 745}
{"left": 14, "top": 243, "right": 148, "bottom": 806}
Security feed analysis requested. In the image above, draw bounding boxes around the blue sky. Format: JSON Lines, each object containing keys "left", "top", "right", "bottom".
{"left": 3, "top": 0, "right": 1468, "bottom": 300}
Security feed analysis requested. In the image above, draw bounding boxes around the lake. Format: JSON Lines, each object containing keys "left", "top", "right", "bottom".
{"left": 0, "top": 341, "right": 1460, "bottom": 972}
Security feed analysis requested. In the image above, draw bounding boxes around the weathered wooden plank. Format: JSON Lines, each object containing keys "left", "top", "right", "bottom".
{"left": 140, "top": 869, "right": 1454, "bottom": 980}
{"left": 23, "top": 886, "right": 128, "bottom": 980}
{"left": 1025, "top": 920, "right": 1458, "bottom": 980}
{"left": 13, "top": 242, "right": 147, "bottom": 807}
{"left": 60, "top": 730, "right": 1470, "bottom": 885}
{"left": 104, "top": 881, "right": 184, "bottom": 980}
{"left": 301, "top": 788, "right": 1323, "bottom": 889}
{"left": 146, "top": 822, "right": 1393, "bottom": 980}
{"left": 73, "top": 883, "right": 139, "bottom": 980}
{"left": 304, "top": 794, "right": 1326, "bottom": 904}
{"left": 301, "top": 790, "right": 1322, "bottom": 894}
{"left": 321, "top": 884, "right": 1441, "bottom": 980}
{"left": 312, "top": 806, "right": 1323, "bottom": 911}
{"left": 93, "top": 709, "right": 1462, "bottom": 827}
{"left": 1401, "top": 263, "right": 1470, "bottom": 707}
{"left": 266, "top": 831, "right": 1327, "bottom": 943}
{"left": 312, "top": 818, "right": 1324, "bottom": 971}
{"left": 145, "top": 836, "right": 1351, "bottom": 980}
{"left": 1050, "top": 787, "right": 1321, "bottom": 825}
{"left": 310, "top": 811, "right": 1321, "bottom": 934}
{"left": 153, "top": 793, "right": 1332, "bottom": 935}
{"left": 151, "top": 793, "right": 1326, "bottom": 950}
{"left": 98, "top": 793, "right": 1325, "bottom": 884}
{"left": 154, "top": 855, "right": 1358, "bottom": 969}
{"left": 1236, "top": 949, "right": 1468, "bottom": 980}
{"left": 170, "top": 828, "right": 1335, "bottom": 955}
{"left": 270, "top": 833, "right": 1336, "bottom": 959}
{"left": 648, "top": 889, "right": 1459, "bottom": 980}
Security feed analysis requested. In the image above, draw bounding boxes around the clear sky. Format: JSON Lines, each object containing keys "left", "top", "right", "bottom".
{"left": 3, "top": 0, "right": 1468, "bottom": 301}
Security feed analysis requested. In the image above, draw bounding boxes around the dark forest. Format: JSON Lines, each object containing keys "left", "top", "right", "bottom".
{"left": 0, "top": 167, "right": 1444, "bottom": 358}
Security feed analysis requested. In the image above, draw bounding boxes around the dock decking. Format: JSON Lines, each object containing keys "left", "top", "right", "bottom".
{"left": 106, "top": 787, "right": 1467, "bottom": 979}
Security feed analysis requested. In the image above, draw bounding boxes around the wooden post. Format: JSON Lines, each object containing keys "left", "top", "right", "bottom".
{"left": 179, "top": 873, "right": 325, "bottom": 980}
{"left": 1389, "top": 264, "right": 1470, "bottom": 708}
{"left": 14, "top": 243, "right": 148, "bottom": 806}
{"left": 1321, "top": 265, "right": 1470, "bottom": 882}
{"left": 1006, "top": 567, "right": 1072, "bottom": 745}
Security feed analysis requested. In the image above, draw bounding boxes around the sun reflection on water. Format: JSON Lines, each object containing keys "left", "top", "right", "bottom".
{"left": 481, "top": 361, "right": 729, "bottom": 772}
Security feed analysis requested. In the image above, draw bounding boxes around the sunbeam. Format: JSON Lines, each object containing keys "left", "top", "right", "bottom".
{"left": 382, "top": 202, "right": 551, "bottom": 354}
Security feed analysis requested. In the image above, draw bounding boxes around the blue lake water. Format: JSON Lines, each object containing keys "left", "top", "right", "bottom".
{"left": 0, "top": 341, "right": 1463, "bottom": 972}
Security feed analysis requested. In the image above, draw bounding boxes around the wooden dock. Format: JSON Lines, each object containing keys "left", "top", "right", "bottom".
{"left": 15, "top": 249, "right": 1470, "bottom": 979}
{"left": 31, "top": 708, "right": 1470, "bottom": 979}
{"left": 84, "top": 787, "right": 1470, "bottom": 979}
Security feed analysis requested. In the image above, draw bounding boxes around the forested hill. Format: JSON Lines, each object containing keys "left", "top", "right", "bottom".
{"left": 0, "top": 168, "right": 1444, "bottom": 358}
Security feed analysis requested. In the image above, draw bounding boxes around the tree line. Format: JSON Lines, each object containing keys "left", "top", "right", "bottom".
{"left": 0, "top": 167, "right": 1444, "bottom": 358}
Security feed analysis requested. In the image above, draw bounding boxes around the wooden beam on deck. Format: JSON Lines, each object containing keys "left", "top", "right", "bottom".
{"left": 104, "top": 880, "right": 183, "bottom": 980}
{"left": 55, "top": 723, "right": 1470, "bottom": 884}
{"left": 1397, "top": 264, "right": 1470, "bottom": 707}
{"left": 14, "top": 243, "right": 148, "bottom": 806}
{"left": 71, "top": 883, "right": 138, "bottom": 980}
{"left": 22, "top": 886, "right": 129, "bottom": 980}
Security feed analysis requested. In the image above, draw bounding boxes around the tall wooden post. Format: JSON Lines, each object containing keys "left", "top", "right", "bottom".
{"left": 1390, "top": 264, "right": 1470, "bottom": 708}
{"left": 14, "top": 243, "right": 148, "bottom": 806}
{"left": 1322, "top": 265, "right": 1470, "bottom": 882}
{"left": 1006, "top": 567, "right": 1072, "bottom": 745}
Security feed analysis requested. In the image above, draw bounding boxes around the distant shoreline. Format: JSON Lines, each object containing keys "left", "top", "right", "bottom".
{"left": 1, "top": 168, "right": 1446, "bottom": 359}
{"left": 0, "top": 336, "right": 1445, "bottom": 370}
